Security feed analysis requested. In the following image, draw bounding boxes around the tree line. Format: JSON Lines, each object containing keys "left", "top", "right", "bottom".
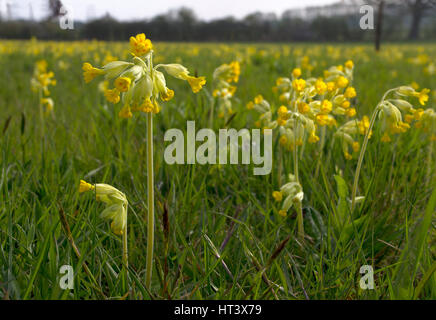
{"left": 0, "top": 1, "right": 435, "bottom": 42}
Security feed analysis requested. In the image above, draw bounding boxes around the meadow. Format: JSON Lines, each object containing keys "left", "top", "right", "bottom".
{"left": 0, "top": 38, "right": 435, "bottom": 300}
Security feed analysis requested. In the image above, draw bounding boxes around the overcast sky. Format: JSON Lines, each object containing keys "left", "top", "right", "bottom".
{"left": 2, "top": 0, "right": 341, "bottom": 21}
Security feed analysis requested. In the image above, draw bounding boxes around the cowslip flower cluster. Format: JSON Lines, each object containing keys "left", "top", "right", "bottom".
{"left": 248, "top": 61, "right": 357, "bottom": 239}
{"left": 31, "top": 59, "right": 56, "bottom": 115}
{"left": 266, "top": 61, "right": 356, "bottom": 152}
{"left": 79, "top": 180, "right": 128, "bottom": 235}
{"left": 212, "top": 61, "right": 240, "bottom": 118}
{"left": 272, "top": 174, "right": 304, "bottom": 217}
{"left": 377, "top": 86, "right": 430, "bottom": 142}
{"left": 82, "top": 33, "right": 206, "bottom": 118}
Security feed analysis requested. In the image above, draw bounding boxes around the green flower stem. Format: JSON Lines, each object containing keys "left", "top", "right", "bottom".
{"left": 122, "top": 219, "right": 128, "bottom": 293}
{"left": 122, "top": 219, "right": 128, "bottom": 269}
{"left": 296, "top": 200, "right": 304, "bottom": 241}
{"left": 293, "top": 118, "right": 304, "bottom": 241}
{"left": 293, "top": 121, "right": 299, "bottom": 183}
{"left": 38, "top": 89, "right": 45, "bottom": 137}
{"left": 145, "top": 112, "right": 154, "bottom": 289}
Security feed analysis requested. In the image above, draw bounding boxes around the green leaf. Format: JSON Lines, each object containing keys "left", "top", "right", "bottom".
{"left": 334, "top": 174, "right": 350, "bottom": 227}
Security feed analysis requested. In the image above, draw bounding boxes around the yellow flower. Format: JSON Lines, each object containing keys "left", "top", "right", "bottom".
{"left": 410, "top": 81, "right": 419, "bottom": 90}
{"left": 398, "top": 121, "right": 410, "bottom": 133}
{"left": 185, "top": 75, "right": 206, "bottom": 93}
{"left": 413, "top": 108, "right": 424, "bottom": 120}
{"left": 160, "top": 88, "right": 175, "bottom": 101}
{"left": 346, "top": 108, "right": 356, "bottom": 117}
{"left": 415, "top": 88, "right": 430, "bottom": 106}
{"left": 114, "top": 77, "right": 131, "bottom": 92}
{"left": 276, "top": 77, "right": 286, "bottom": 86}
{"left": 316, "top": 114, "right": 330, "bottom": 126}
{"left": 341, "top": 100, "right": 350, "bottom": 109}
{"left": 344, "top": 152, "right": 352, "bottom": 160}
{"left": 152, "top": 100, "right": 161, "bottom": 113}
{"left": 228, "top": 86, "right": 237, "bottom": 96}
{"left": 41, "top": 97, "right": 54, "bottom": 115}
{"left": 327, "top": 81, "right": 336, "bottom": 92}
{"left": 298, "top": 102, "right": 310, "bottom": 114}
{"left": 292, "top": 68, "right": 302, "bottom": 78}
{"left": 336, "top": 76, "right": 349, "bottom": 88}
{"left": 129, "top": 33, "right": 153, "bottom": 57}
{"left": 36, "top": 60, "right": 48, "bottom": 73}
{"left": 277, "top": 118, "right": 287, "bottom": 126}
{"left": 227, "top": 61, "right": 240, "bottom": 83}
{"left": 292, "top": 79, "right": 306, "bottom": 92}
{"left": 119, "top": 103, "right": 133, "bottom": 118}
{"left": 138, "top": 97, "right": 155, "bottom": 113}
{"left": 278, "top": 209, "right": 287, "bottom": 217}
{"left": 246, "top": 101, "right": 254, "bottom": 110}
{"left": 320, "top": 100, "right": 332, "bottom": 114}
{"left": 103, "top": 53, "right": 117, "bottom": 65}
{"left": 381, "top": 132, "right": 391, "bottom": 143}
{"left": 279, "top": 135, "right": 288, "bottom": 146}
{"left": 404, "top": 114, "right": 414, "bottom": 123}
{"left": 272, "top": 191, "right": 283, "bottom": 202}
{"left": 104, "top": 88, "right": 120, "bottom": 103}
{"left": 308, "top": 132, "right": 320, "bottom": 143}
{"left": 82, "top": 62, "right": 103, "bottom": 83}
{"left": 79, "top": 180, "right": 128, "bottom": 235}
{"left": 79, "top": 180, "right": 94, "bottom": 193}
{"left": 315, "top": 79, "right": 327, "bottom": 95}
{"left": 345, "top": 60, "right": 354, "bottom": 69}
{"left": 254, "top": 95, "right": 263, "bottom": 104}
{"left": 344, "top": 87, "right": 356, "bottom": 99}
{"left": 358, "top": 116, "right": 370, "bottom": 135}
{"left": 31, "top": 64, "right": 57, "bottom": 96}
{"left": 278, "top": 106, "right": 289, "bottom": 118}
{"left": 352, "top": 141, "right": 360, "bottom": 152}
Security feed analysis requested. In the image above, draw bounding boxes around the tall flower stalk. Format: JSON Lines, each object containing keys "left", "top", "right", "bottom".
{"left": 351, "top": 86, "right": 430, "bottom": 211}
{"left": 82, "top": 34, "right": 206, "bottom": 290}
{"left": 292, "top": 118, "right": 304, "bottom": 241}
{"left": 145, "top": 112, "right": 154, "bottom": 288}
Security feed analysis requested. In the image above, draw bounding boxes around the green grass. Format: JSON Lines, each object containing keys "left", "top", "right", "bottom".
{"left": 0, "top": 41, "right": 435, "bottom": 299}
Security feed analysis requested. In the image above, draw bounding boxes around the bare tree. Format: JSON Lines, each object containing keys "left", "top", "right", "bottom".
{"left": 406, "top": 0, "right": 436, "bottom": 40}
{"left": 365, "top": 0, "right": 404, "bottom": 51}
{"left": 47, "top": 0, "right": 64, "bottom": 20}
{"left": 375, "top": 0, "right": 385, "bottom": 51}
